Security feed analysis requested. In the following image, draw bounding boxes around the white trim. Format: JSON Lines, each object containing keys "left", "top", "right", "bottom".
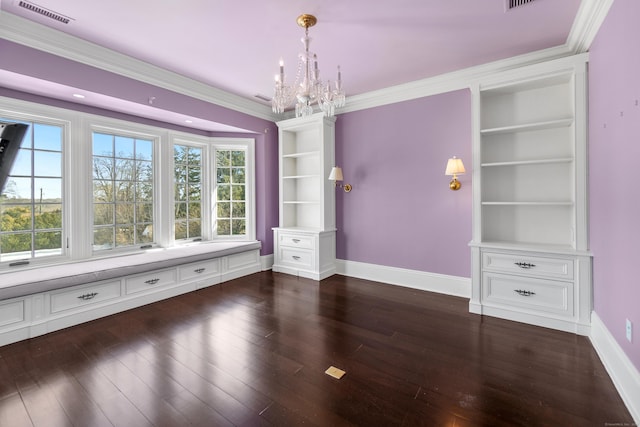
{"left": 590, "top": 312, "right": 640, "bottom": 425}
{"left": 335, "top": 259, "right": 471, "bottom": 298}
{"left": 0, "top": 3, "right": 612, "bottom": 118}
{"left": 341, "top": 45, "right": 574, "bottom": 113}
{"left": 260, "top": 254, "right": 274, "bottom": 271}
{"left": 0, "top": 12, "right": 275, "bottom": 122}
{"left": 210, "top": 137, "right": 256, "bottom": 242}
{"left": 0, "top": 95, "right": 259, "bottom": 269}
{"left": 566, "top": 0, "right": 615, "bottom": 54}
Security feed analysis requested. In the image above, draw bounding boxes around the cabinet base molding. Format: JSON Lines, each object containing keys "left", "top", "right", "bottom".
{"left": 273, "top": 264, "right": 336, "bottom": 281}
{"left": 470, "top": 301, "right": 590, "bottom": 336}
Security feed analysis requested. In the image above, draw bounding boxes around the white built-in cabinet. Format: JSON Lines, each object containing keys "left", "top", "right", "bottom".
{"left": 0, "top": 247, "right": 261, "bottom": 347}
{"left": 272, "top": 113, "right": 337, "bottom": 280}
{"left": 470, "top": 54, "right": 592, "bottom": 335}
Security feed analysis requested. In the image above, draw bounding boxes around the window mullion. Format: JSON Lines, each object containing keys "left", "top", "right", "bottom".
{"left": 68, "top": 117, "right": 92, "bottom": 260}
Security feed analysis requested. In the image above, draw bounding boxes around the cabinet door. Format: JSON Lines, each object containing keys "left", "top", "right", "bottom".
{"left": 483, "top": 273, "right": 573, "bottom": 317}
{"left": 279, "top": 247, "right": 314, "bottom": 269}
{"left": 0, "top": 299, "right": 26, "bottom": 328}
{"left": 50, "top": 280, "right": 121, "bottom": 314}
{"left": 125, "top": 269, "right": 176, "bottom": 295}
{"left": 482, "top": 251, "right": 574, "bottom": 280}
{"left": 178, "top": 259, "right": 220, "bottom": 282}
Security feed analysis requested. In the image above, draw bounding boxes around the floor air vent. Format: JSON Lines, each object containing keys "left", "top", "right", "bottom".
{"left": 18, "top": 1, "right": 73, "bottom": 24}
{"left": 507, "top": 0, "right": 536, "bottom": 10}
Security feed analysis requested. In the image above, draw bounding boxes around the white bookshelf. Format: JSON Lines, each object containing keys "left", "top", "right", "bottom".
{"left": 470, "top": 55, "right": 592, "bottom": 335}
{"left": 272, "top": 113, "right": 337, "bottom": 280}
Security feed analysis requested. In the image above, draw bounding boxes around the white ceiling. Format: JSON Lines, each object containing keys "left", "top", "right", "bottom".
{"left": 0, "top": 0, "right": 586, "bottom": 130}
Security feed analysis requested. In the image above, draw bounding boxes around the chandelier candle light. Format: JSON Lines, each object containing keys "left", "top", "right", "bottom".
{"left": 272, "top": 14, "right": 346, "bottom": 118}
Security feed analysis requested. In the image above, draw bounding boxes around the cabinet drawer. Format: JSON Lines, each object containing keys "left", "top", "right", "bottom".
{"left": 178, "top": 259, "right": 220, "bottom": 282}
{"left": 125, "top": 269, "right": 176, "bottom": 295}
{"left": 483, "top": 251, "right": 573, "bottom": 280}
{"left": 0, "top": 299, "right": 26, "bottom": 328}
{"left": 483, "top": 273, "right": 573, "bottom": 317}
{"left": 279, "top": 247, "right": 314, "bottom": 269}
{"left": 50, "top": 280, "right": 121, "bottom": 314}
{"left": 279, "top": 233, "right": 314, "bottom": 249}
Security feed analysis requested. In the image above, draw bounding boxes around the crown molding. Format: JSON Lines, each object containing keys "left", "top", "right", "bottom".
{"left": 1, "top": 3, "right": 613, "bottom": 121}
{"left": 341, "top": 0, "right": 614, "bottom": 115}
{"left": 341, "top": 44, "right": 574, "bottom": 113}
{"left": 567, "top": 0, "right": 614, "bottom": 54}
{"left": 0, "top": 12, "right": 277, "bottom": 122}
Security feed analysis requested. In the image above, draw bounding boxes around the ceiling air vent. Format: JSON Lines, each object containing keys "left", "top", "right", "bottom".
{"left": 507, "top": 0, "right": 536, "bottom": 10}
{"left": 18, "top": 1, "right": 73, "bottom": 24}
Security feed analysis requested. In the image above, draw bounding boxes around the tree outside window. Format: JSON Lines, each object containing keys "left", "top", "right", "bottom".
{"left": 215, "top": 149, "right": 246, "bottom": 237}
{"left": 92, "top": 132, "right": 153, "bottom": 250}
{"left": 174, "top": 145, "right": 202, "bottom": 240}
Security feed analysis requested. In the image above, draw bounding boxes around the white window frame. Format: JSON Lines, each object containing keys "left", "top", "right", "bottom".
{"left": 88, "top": 122, "right": 161, "bottom": 255}
{"left": 170, "top": 134, "right": 210, "bottom": 245}
{"left": 0, "top": 97, "right": 257, "bottom": 270}
{"left": 0, "top": 100, "right": 72, "bottom": 270}
{"left": 211, "top": 138, "right": 256, "bottom": 241}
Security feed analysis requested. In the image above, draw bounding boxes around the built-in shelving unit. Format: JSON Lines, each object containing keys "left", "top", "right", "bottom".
{"left": 470, "top": 54, "right": 592, "bottom": 335}
{"left": 272, "top": 113, "right": 337, "bottom": 280}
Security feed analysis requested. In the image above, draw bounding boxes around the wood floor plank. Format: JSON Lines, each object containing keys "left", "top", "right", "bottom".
{"left": 0, "top": 393, "right": 33, "bottom": 427}
{"left": 40, "top": 367, "right": 113, "bottom": 427}
{"left": 0, "top": 271, "right": 633, "bottom": 426}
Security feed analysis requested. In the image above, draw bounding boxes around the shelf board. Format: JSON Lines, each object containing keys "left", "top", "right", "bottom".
{"left": 282, "top": 150, "right": 320, "bottom": 159}
{"left": 282, "top": 174, "right": 320, "bottom": 179}
{"left": 481, "top": 118, "right": 573, "bottom": 135}
{"left": 283, "top": 200, "right": 320, "bottom": 205}
{"left": 482, "top": 201, "right": 574, "bottom": 206}
{"left": 481, "top": 158, "right": 574, "bottom": 167}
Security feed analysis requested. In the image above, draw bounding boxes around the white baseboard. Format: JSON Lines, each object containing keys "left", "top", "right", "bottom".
{"left": 335, "top": 259, "right": 471, "bottom": 298}
{"left": 260, "top": 254, "right": 274, "bottom": 271}
{"left": 590, "top": 312, "right": 640, "bottom": 425}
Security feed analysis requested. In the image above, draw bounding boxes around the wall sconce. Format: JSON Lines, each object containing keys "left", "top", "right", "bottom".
{"left": 445, "top": 156, "right": 465, "bottom": 191}
{"left": 328, "top": 166, "right": 352, "bottom": 192}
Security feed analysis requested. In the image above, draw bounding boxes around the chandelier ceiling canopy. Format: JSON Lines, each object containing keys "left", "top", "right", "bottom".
{"left": 272, "top": 14, "right": 346, "bottom": 118}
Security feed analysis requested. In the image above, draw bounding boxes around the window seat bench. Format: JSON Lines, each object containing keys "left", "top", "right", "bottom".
{"left": 0, "top": 241, "right": 262, "bottom": 346}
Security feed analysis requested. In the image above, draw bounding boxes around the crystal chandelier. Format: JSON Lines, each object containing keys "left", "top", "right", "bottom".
{"left": 272, "top": 14, "right": 346, "bottom": 118}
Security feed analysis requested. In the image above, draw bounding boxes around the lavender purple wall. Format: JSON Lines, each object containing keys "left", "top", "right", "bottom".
{"left": 0, "top": 40, "right": 280, "bottom": 255}
{"left": 335, "top": 90, "right": 472, "bottom": 278}
{"left": 589, "top": 0, "right": 640, "bottom": 371}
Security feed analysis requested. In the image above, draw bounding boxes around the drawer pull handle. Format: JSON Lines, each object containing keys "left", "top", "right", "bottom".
{"left": 514, "top": 289, "right": 536, "bottom": 297}
{"left": 144, "top": 278, "right": 160, "bottom": 285}
{"left": 514, "top": 262, "right": 536, "bottom": 269}
{"left": 77, "top": 292, "right": 98, "bottom": 301}
{"left": 292, "top": 255, "right": 301, "bottom": 260}
{"left": 194, "top": 268, "right": 206, "bottom": 273}
{"left": 292, "top": 239, "right": 301, "bottom": 243}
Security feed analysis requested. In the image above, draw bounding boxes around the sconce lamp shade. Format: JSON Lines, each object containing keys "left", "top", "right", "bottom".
{"left": 328, "top": 166, "right": 344, "bottom": 181}
{"left": 445, "top": 157, "right": 466, "bottom": 176}
{"left": 328, "top": 166, "right": 352, "bottom": 192}
{"left": 445, "top": 156, "right": 465, "bottom": 191}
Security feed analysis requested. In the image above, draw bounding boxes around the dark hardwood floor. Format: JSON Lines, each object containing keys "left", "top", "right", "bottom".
{"left": 0, "top": 271, "right": 633, "bottom": 426}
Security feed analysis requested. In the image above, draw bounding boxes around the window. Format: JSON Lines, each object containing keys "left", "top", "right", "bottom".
{"left": 1, "top": 98, "right": 256, "bottom": 268}
{"left": 0, "top": 120, "right": 63, "bottom": 262}
{"left": 92, "top": 131, "right": 154, "bottom": 251}
{"left": 215, "top": 147, "right": 248, "bottom": 237}
{"left": 174, "top": 144, "right": 202, "bottom": 240}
